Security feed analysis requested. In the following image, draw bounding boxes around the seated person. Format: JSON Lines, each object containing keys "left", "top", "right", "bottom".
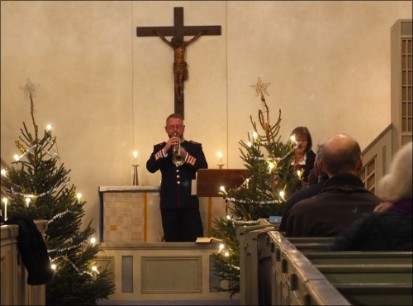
{"left": 290, "top": 126, "right": 315, "bottom": 186}
{"left": 284, "top": 134, "right": 380, "bottom": 237}
{"left": 279, "top": 144, "right": 328, "bottom": 232}
{"left": 330, "top": 142, "right": 412, "bottom": 251}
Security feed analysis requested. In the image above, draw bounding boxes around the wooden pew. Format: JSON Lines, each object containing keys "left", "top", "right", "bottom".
{"left": 306, "top": 251, "right": 412, "bottom": 264}
{"left": 266, "top": 231, "right": 413, "bottom": 305}
{"left": 236, "top": 221, "right": 276, "bottom": 305}
{"left": 316, "top": 264, "right": 412, "bottom": 305}
{"left": 258, "top": 230, "right": 351, "bottom": 305}
{"left": 285, "top": 236, "right": 333, "bottom": 252}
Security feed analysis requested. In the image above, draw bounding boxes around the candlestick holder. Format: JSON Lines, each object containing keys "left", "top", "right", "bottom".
{"left": 132, "top": 164, "right": 139, "bottom": 186}
{"left": 217, "top": 163, "right": 224, "bottom": 170}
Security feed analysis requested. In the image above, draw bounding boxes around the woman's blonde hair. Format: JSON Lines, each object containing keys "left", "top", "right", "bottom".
{"left": 377, "top": 142, "right": 412, "bottom": 202}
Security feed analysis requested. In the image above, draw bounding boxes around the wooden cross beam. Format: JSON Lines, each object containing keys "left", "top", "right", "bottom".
{"left": 137, "top": 7, "right": 221, "bottom": 118}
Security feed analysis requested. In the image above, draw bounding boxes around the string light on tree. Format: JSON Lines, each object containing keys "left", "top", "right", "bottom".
{"left": 0, "top": 79, "right": 115, "bottom": 304}
{"left": 279, "top": 190, "right": 286, "bottom": 201}
{"left": 268, "top": 162, "right": 275, "bottom": 174}
{"left": 209, "top": 77, "right": 303, "bottom": 296}
{"left": 91, "top": 265, "right": 100, "bottom": 274}
{"left": 219, "top": 186, "right": 227, "bottom": 195}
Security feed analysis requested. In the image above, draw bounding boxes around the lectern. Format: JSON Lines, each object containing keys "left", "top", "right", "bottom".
{"left": 194, "top": 169, "right": 249, "bottom": 234}
{"left": 195, "top": 169, "right": 249, "bottom": 197}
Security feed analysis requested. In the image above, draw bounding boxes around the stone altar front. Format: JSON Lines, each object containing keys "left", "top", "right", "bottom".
{"left": 99, "top": 185, "right": 228, "bottom": 243}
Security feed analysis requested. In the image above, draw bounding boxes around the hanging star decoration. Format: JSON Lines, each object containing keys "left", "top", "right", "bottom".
{"left": 21, "top": 79, "right": 36, "bottom": 99}
{"left": 250, "top": 77, "right": 270, "bottom": 98}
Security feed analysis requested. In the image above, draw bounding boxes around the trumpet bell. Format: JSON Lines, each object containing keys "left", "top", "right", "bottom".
{"left": 172, "top": 133, "right": 184, "bottom": 167}
{"left": 172, "top": 154, "right": 185, "bottom": 167}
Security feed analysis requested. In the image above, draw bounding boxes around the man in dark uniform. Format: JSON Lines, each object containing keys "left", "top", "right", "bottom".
{"left": 146, "top": 113, "right": 208, "bottom": 242}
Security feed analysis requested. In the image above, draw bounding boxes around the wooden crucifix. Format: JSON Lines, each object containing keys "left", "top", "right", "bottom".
{"left": 137, "top": 7, "right": 221, "bottom": 118}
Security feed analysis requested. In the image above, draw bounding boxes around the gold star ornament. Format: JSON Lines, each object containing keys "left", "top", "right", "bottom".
{"left": 251, "top": 77, "right": 270, "bottom": 97}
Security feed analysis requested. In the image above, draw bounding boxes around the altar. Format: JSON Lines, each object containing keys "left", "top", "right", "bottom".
{"left": 99, "top": 186, "right": 162, "bottom": 242}
{"left": 97, "top": 170, "right": 247, "bottom": 303}
{"left": 98, "top": 169, "right": 248, "bottom": 243}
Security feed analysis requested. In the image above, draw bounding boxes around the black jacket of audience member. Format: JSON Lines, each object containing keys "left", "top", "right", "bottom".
{"left": 279, "top": 174, "right": 328, "bottom": 232}
{"left": 330, "top": 199, "right": 412, "bottom": 251}
{"left": 285, "top": 173, "right": 380, "bottom": 237}
{"left": 5, "top": 215, "right": 54, "bottom": 285}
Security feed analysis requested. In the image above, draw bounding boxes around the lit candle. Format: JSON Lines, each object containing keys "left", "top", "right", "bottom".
{"left": 133, "top": 150, "right": 138, "bottom": 164}
{"left": 3, "top": 198, "right": 8, "bottom": 221}
{"left": 217, "top": 151, "right": 223, "bottom": 164}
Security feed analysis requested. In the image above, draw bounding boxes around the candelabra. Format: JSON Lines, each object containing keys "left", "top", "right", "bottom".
{"left": 132, "top": 164, "right": 139, "bottom": 186}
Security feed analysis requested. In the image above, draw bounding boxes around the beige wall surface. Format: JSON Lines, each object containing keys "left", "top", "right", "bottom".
{"left": 1, "top": 1, "right": 411, "bottom": 237}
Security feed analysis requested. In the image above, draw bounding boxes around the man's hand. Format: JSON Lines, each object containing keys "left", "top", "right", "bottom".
{"left": 374, "top": 201, "right": 393, "bottom": 213}
{"left": 164, "top": 135, "right": 180, "bottom": 152}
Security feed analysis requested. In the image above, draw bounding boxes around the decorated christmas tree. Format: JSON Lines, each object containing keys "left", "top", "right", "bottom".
{"left": 1, "top": 80, "right": 115, "bottom": 305}
{"left": 209, "top": 78, "right": 302, "bottom": 296}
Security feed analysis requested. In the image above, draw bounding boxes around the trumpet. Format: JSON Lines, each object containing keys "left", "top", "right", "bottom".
{"left": 172, "top": 133, "right": 184, "bottom": 167}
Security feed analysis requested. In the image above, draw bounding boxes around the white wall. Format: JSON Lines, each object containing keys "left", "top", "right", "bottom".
{"left": 1, "top": 1, "right": 411, "bottom": 237}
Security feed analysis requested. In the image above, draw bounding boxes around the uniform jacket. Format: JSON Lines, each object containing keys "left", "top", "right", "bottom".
{"left": 146, "top": 140, "right": 208, "bottom": 210}
{"left": 285, "top": 173, "right": 381, "bottom": 237}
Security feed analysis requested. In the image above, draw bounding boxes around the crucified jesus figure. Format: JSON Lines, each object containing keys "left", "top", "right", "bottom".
{"left": 155, "top": 31, "right": 204, "bottom": 102}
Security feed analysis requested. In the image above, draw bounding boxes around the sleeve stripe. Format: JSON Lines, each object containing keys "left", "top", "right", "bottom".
{"left": 155, "top": 150, "right": 163, "bottom": 161}
{"left": 187, "top": 155, "right": 196, "bottom": 166}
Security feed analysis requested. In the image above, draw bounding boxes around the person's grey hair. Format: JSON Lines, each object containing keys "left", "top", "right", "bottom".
{"left": 315, "top": 143, "right": 324, "bottom": 165}
{"left": 315, "top": 143, "right": 328, "bottom": 177}
{"left": 377, "top": 142, "right": 412, "bottom": 202}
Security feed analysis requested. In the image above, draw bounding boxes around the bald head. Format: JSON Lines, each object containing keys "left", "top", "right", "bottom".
{"left": 321, "top": 134, "right": 362, "bottom": 177}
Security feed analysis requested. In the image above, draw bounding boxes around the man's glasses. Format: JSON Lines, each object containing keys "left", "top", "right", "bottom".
{"left": 166, "top": 125, "right": 184, "bottom": 130}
